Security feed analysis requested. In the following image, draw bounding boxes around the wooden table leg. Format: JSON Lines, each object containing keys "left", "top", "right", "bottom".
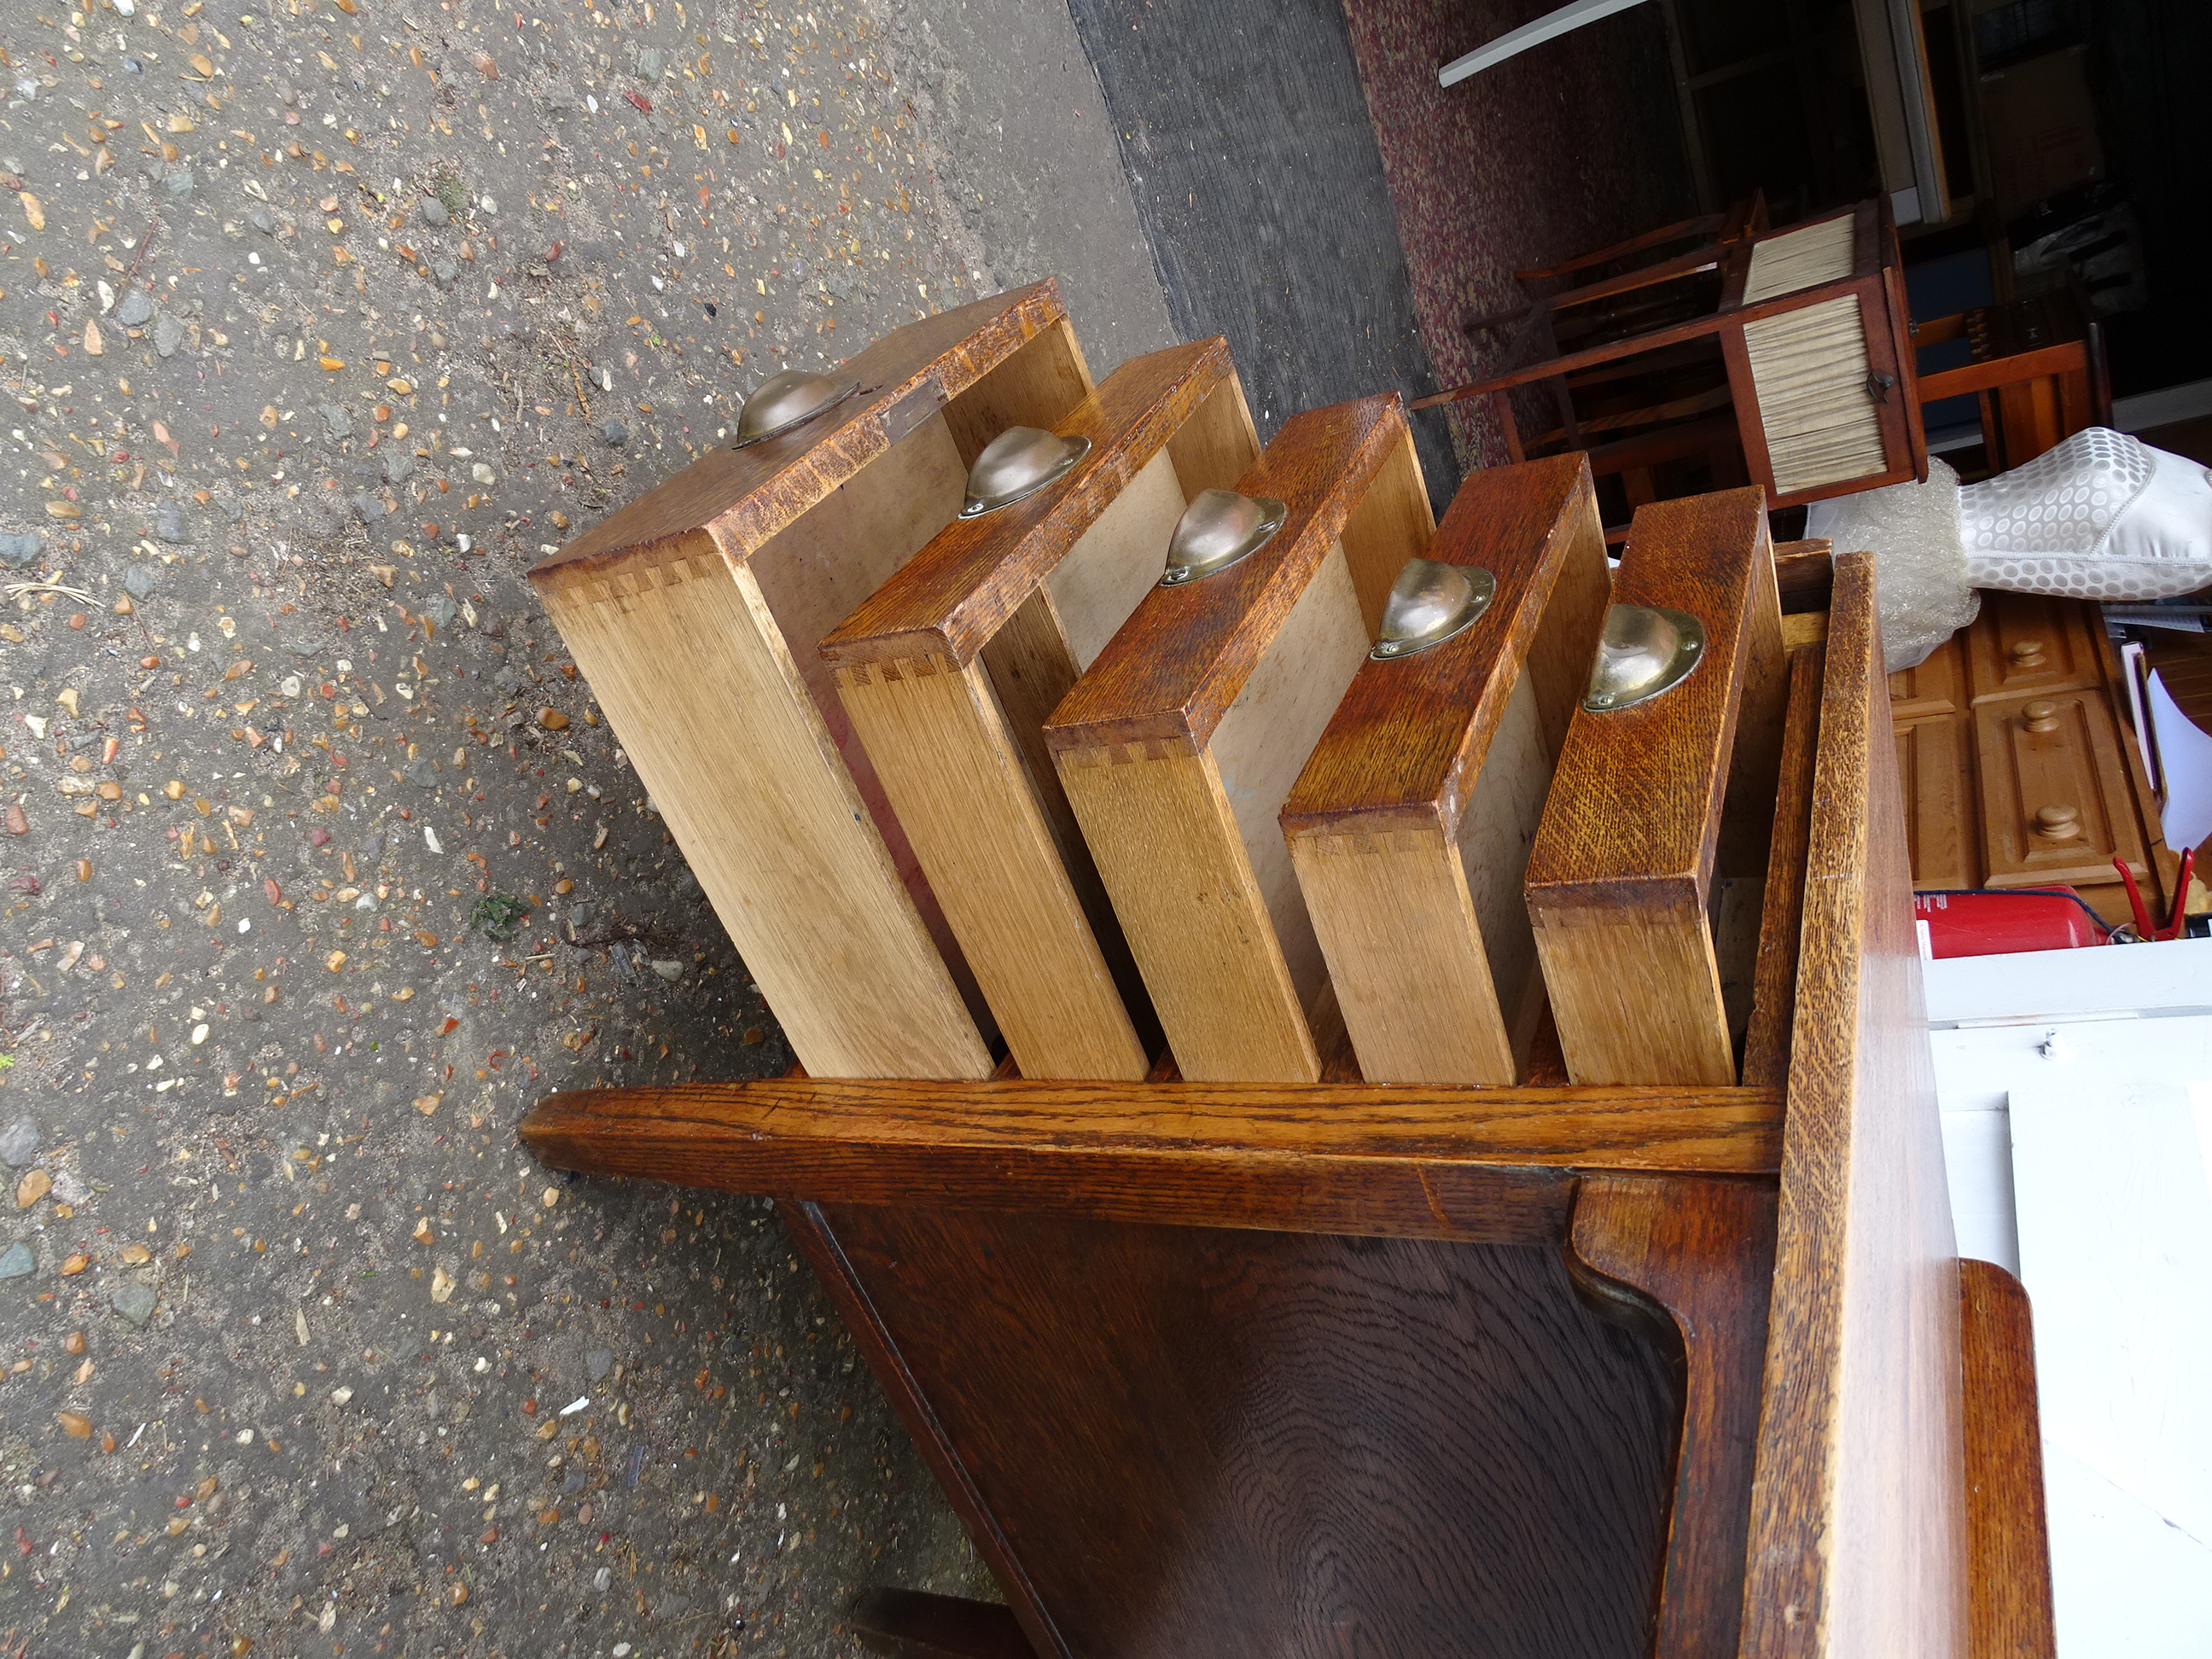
{"left": 851, "top": 1587, "right": 1038, "bottom": 1659}
{"left": 1959, "top": 1259, "right": 2057, "bottom": 1659}
{"left": 1569, "top": 1173, "right": 1779, "bottom": 1659}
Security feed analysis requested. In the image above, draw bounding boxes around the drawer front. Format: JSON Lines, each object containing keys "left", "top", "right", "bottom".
{"left": 1895, "top": 713, "right": 1980, "bottom": 889}
{"left": 1965, "top": 591, "right": 2102, "bottom": 703}
{"left": 1974, "top": 690, "right": 2149, "bottom": 887}
{"left": 1889, "top": 636, "right": 1966, "bottom": 719}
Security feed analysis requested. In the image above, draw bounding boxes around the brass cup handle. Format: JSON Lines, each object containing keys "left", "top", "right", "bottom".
{"left": 2023, "top": 700, "right": 2060, "bottom": 733}
{"left": 2033, "top": 803, "right": 2082, "bottom": 841}
{"left": 2010, "top": 638, "right": 2047, "bottom": 668}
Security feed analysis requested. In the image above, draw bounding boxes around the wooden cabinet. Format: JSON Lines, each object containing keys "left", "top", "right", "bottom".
{"left": 1889, "top": 591, "right": 2173, "bottom": 925}
{"left": 1895, "top": 714, "right": 1978, "bottom": 889}
{"left": 1962, "top": 591, "right": 2102, "bottom": 705}
{"left": 1888, "top": 640, "right": 1966, "bottom": 720}
{"left": 1974, "top": 690, "right": 2150, "bottom": 888}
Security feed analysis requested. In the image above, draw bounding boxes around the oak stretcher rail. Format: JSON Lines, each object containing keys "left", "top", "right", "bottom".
{"left": 518, "top": 1076, "right": 1785, "bottom": 1247}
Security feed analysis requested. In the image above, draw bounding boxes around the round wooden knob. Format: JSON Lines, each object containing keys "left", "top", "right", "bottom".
{"left": 2023, "top": 700, "right": 2060, "bottom": 733}
{"left": 2034, "top": 803, "right": 2081, "bottom": 841}
{"left": 2010, "top": 637, "right": 2046, "bottom": 667}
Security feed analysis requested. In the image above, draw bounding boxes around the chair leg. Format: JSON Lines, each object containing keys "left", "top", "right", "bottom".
{"left": 850, "top": 1588, "right": 1040, "bottom": 1659}
{"left": 1569, "top": 1176, "right": 1778, "bottom": 1659}
{"left": 1491, "top": 390, "right": 1527, "bottom": 464}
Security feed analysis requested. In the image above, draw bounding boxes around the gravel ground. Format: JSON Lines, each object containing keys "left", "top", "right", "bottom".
{"left": 0, "top": 0, "right": 1171, "bottom": 1654}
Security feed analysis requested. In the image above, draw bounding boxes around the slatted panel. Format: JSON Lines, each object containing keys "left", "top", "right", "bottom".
{"left": 1741, "top": 216, "right": 1857, "bottom": 304}
{"left": 1743, "top": 295, "right": 1889, "bottom": 496}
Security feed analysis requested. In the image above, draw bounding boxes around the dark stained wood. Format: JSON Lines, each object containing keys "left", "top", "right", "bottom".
{"left": 822, "top": 340, "right": 1233, "bottom": 669}
{"left": 1412, "top": 274, "right": 1874, "bottom": 408}
{"left": 1773, "top": 538, "right": 1835, "bottom": 612}
{"left": 1570, "top": 1175, "right": 1778, "bottom": 1659}
{"left": 1739, "top": 550, "right": 1967, "bottom": 1659}
{"left": 1959, "top": 1260, "right": 2058, "bottom": 1659}
{"left": 782, "top": 1203, "right": 1067, "bottom": 1659}
{"left": 1042, "top": 395, "right": 1407, "bottom": 756}
{"left": 536, "top": 282, "right": 1066, "bottom": 573}
{"left": 520, "top": 1077, "right": 1786, "bottom": 1245}
{"left": 1279, "top": 453, "right": 1602, "bottom": 839}
{"left": 813, "top": 1203, "right": 1681, "bottom": 1659}
{"left": 1743, "top": 646, "right": 1826, "bottom": 1088}
{"left": 850, "top": 1587, "right": 1038, "bottom": 1659}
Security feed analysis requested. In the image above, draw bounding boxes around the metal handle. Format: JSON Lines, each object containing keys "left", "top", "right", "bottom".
{"left": 1581, "top": 604, "right": 1705, "bottom": 712}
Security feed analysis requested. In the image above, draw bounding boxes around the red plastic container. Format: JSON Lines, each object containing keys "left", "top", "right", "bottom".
{"left": 1912, "top": 888, "right": 2110, "bottom": 959}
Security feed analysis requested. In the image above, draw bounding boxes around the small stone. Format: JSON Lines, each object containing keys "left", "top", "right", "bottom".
{"left": 385, "top": 451, "right": 415, "bottom": 484}
{"left": 0, "top": 1120, "right": 37, "bottom": 1167}
{"left": 636, "top": 47, "right": 664, "bottom": 80}
{"left": 0, "top": 532, "right": 42, "bottom": 569}
{"left": 538, "top": 708, "right": 569, "bottom": 731}
{"left": 431, "top": 259, "right": 459, "bottom": 289}
{"left": 405, "top": 759, "right": 438, "bottom": 789}
{"left": 124, "top": 563, "right": 158, "bottom": 600}
{"left": 0, "top": 1241, "right": 33, "bottom": 1280}
{"left": 649, "top": 959, "right": 684, "bottom": 981}
{"left": 421, "top": 594, "right": 457, "bottom": 629}
{"left": 16, "top": 1168, "right": 51, "bottom": 1208}
{"left": 470, "top": 462, "right": 496, "bottom": 485}
{"left": 320, "top": 403, "right": 352, "bottom": 440}
{"left": 166, "top": 170, "right": 195, "bottom": 198}
{"left": 331, "top": 1384, "right": 353, "bottom": 1405}
{"left": 57, "top": 1410, "right": 92, "bottom": 1439}
{"left": 154, "top": 314, "right": 185, "bottom": 358}
{"left": 154, "top": 502, "right": 189, "bottom": 544}
{"left": 115, "top": 288, "right": 156, "bottom": 328}
{"left": 352, "top": 492, "right": 387, "bottom": 523}
{"left": 420, "top": 195, "right": 449, "bottom": 226}
{"left": 250, "top": 207, "right": 276, "bottom": 234}
{"left": 585, "top": 1348, "right": 614, "bottom": 1382}
{"left": 601, "top": 420, "right": 626, "bottom": 447}
{"left": 111, "top": 1284, "right": 158, "bottom": 1328}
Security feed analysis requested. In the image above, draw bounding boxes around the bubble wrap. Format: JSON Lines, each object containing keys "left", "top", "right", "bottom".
{"left": 1803, "top": 457, "right": 1980, "bottom": 671}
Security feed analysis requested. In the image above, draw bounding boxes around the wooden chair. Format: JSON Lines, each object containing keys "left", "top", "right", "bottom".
{"left": 1913, "top": 287, "right": 2111, "bottom": 472}
{"left": 1423, "top": 200, "right": 1928, "bottom": 530}
{"left": 1465, "top": 193, "right": 1769, "bottom": 346}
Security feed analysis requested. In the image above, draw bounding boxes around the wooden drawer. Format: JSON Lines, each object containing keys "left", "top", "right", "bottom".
{"left": 1974, "top": 690, "right": 2151, "bottom": 887}
{"left": 1965, "top": 591, "right": 2102, "bottom": 703}
{"left": 1889, "top": 635, "right": 1965, "bottom": 719}
{"left": 1895, "top": 713, "right": 1980, "bottom": 889}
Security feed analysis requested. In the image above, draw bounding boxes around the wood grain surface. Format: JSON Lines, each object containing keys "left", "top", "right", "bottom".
{"left": 1057, "top": 741, "right": 1324, "bottom": 1083}
{"left": 538, "top": 282, "right": 1068, "bottom": 573}
{"left": 821, "top": 339, "right": 1237, "bottom": 669}
{"left": 1044, "top": 394, "right": 1410, "bottom": 754}
{"left": 811, "top": 1203, "right": 1681, "bottom": 1659}
{"left": 518, "top": 1075, "right": 1786, "bottom": 1244}
{"left": 1524, "top": 488, "right": 1773, "bottom": 1086}
{"left": 1738, "top": 550, "right": 1967, "bottom": 1659}
{"left": 819, "top": 342, "right": 1253, "bottom": 1083}
{"left": 1282, "top": 456, "right": 1608, "bottom": 1086}
{"left": 835, "top": 649, "right": 1150, "bottom": 1081}
{"left": 1958, "top": 1259, "right": 2057, "bottom": 1659}
{"left": 537, "top": 516, "right": 991, "bottom": 1080}
{"left": 1571, "top": 1174, "right": 1778, "bottom": 1659}
{"left": 1742, "top": 645, "right": 1825, "bottom": 1088}
{"left": 1049, "top": 400, "right": 1425, "bottom": 1085}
